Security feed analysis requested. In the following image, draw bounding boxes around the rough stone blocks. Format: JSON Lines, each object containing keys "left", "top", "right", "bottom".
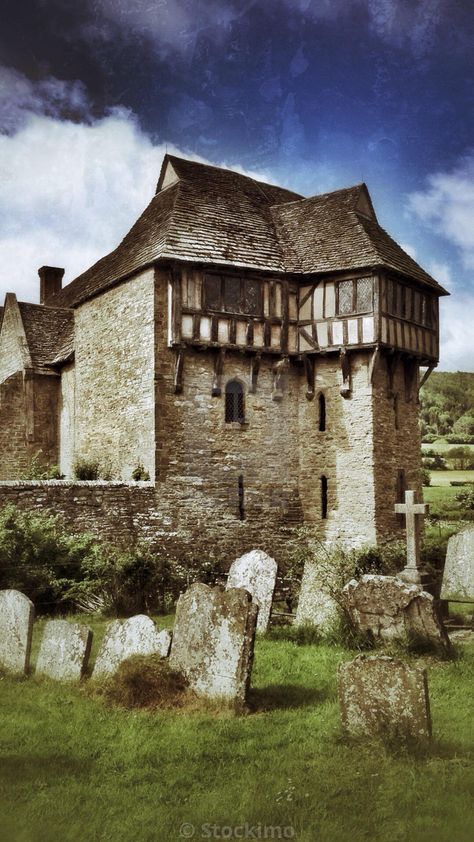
{"left": 343, "top": 575, "right": 450, "bottom": 651}
{"left": 338, "top": 655, "right": 432, "bottom": 740}
{"left": 36, "top": 620, "right": 93, "bottom": 682}
{"left": 93, "top": 615, "right": 172, "bottom": 677}
{"left": 169, "top": 583, "right": 258, "bottom": 711}
{"left": 441, "top": 527, "right": 474, "bottom": 602}
{"left": 226, "top": 549, "right": 277, "bottom": 633}
{"left": 0, "top": 589, "right": 34, "bottom": 675}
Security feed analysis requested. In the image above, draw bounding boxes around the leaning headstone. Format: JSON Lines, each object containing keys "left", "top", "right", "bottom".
{"left": 226, "top": 549, "right": 277, "bottom": 632}
{"left": 169, "top": 584, "right": 258, "bottom": 711}
{"left": 338, "top": 655, "right": 432, "bottom": 740}
{"left": 294, "top": 558, "right": 339, "bottom": 632}
{"left": 93, "top": 615, "right": 172, "bottom": 678}
{"left": 441, "top": 527, "right": 474, "bottom": 602}
{"left": 343, "top": 575, "right": 450, "bottom": 651}
{"left": 36, "top": 620, "right": 93, "bottom": 682}
{"left": 0, "top": 589, "right": 34, "bottom": 675}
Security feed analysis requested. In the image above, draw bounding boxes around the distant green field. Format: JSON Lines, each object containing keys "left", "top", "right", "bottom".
{"left": 422, "top": 438, "right": 474, "bottom": 454}
{"left": 429, "top": 470, "right": 474, "bottom": 487}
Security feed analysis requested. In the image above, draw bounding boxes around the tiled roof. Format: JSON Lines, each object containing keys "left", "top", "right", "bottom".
{"left": 17, "top": 303, "right": 74, "bottom": 373}
{"left": 50, "top": 156, "right": 448, "bottom": 308}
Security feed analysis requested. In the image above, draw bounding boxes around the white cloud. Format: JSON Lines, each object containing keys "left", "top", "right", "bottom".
{"left": 0, "top": 70, "right": 270, "bottom": 304}
{"left": 400, "top": 242, "right": 417, "bottom": 259}
{"left": 439, "top": 292, "right": 474, "bottom": 372}
{"left": 408, "top": 152, "right": 474, "bottom": 270}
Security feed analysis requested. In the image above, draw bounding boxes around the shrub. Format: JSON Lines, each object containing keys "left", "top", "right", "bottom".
{"left": 20, "top": 450, "right": 65, "bottom": 480}
{"left": 131, "top": 464, "right": 151, "bottom": 482}
{"left": 421, "top": 433, "right": 438, "bottom": 444}
{"left": 422, "top": 468, "right": 431, "bottom": 487}
{"left": 73, "top": 457, "right": 100, "bottom": 480}
{"left": 0, "top": 505, "right": 101, "bottom": 613}
{"left": 97, "top": 655, "right": 189, "bottom": 710}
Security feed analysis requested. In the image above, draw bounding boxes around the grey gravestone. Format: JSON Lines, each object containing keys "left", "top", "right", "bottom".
{"left": 170, "top": 584, "right": 258, "bottom": 711}
{"left": 294, "top": 559, "right": 339, "bottom": 632}
{"left": 226, "top": 549, "right": 277, "bottom": 632}
{"left": 338, "top": 655, "right": 432, "bottom": 740}
{"left": 343, "top": 575, "right": 450, "bottom": 651}
{"left": 36, "top": 620, "right": 93, "bottom": 682}
{"left": 0, "top": 589, "right": 34, "bottom": 675}
{"left": 441, "top": 527, "right": 474, "bottom": 602}
{"left": 93, "top": 615, "right": 171, "bottom": 677}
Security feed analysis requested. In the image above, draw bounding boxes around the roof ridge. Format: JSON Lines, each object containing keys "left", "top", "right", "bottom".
{"left": 167, "top": 154, "right": 301, "bottom": 199}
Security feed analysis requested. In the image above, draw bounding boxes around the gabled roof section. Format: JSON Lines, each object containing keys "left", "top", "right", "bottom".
{"left": 17, "top": 303, "right": 74, "bottom": 373}
{"left": 271, "top": 184, "right": 448, "bottom": 294}
{"left": 48, "top": 155, "right": 447, "bottom": 308}
{"left": 50, "top": 156, "right": 302, "bottom": 308}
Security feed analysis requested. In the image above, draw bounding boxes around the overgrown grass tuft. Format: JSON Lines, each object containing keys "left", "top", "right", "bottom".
{"left": 92, "top": 655, "right": 189, "bottom": 710}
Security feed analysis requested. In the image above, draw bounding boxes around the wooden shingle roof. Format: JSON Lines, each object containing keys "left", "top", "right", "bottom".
{"left": 50, "top": 155, "right": 448, "bottom": 308}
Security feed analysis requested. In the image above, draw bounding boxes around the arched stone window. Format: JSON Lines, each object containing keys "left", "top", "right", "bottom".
{"left": 321, "top": 475, "right": 328, "bottom": 519}
{"left": 318, "top": 393, "right": 326, "bottom": 432}
{"left": 225, "top": 379, "right": 245, "bottom": 423}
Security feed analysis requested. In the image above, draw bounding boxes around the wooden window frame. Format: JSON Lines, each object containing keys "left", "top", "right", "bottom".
{"left": 336, "top": 277, "right": 373, "bottom": 317}
{"left": 203, "top": 274, "right": 263, "bottom": 317}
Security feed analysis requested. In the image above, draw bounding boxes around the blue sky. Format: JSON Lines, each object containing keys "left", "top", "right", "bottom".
{"left": 0, "top": 0, "right": 473, "bottom": 369}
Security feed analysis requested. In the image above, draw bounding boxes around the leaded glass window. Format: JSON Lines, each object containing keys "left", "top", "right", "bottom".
{"left": 225, "top": 380, "right": 245, "bottom": 423}
{"left": 338, "top": 280, "right": 354, "bottom": 314}
{"left": 204, "top": 274, "right": 221, "bottom": 310}
{"left": 244, "top": 279, "right": 261, "bottom": 315}
{"left": 356, "top": 277, "right": 373, "bottom": 312}
{"left": 224, "top": 277, "right": 241, "bottom": 313}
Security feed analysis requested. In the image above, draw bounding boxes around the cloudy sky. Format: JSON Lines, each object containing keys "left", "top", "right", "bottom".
{"left": 1, "top": 0, "right": 473, "bottom": 369}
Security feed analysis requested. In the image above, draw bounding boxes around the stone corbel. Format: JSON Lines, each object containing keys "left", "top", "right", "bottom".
{"left": 304, "top": 355, "right": 315, "bottom": 400}
{"left": 339, "top": 349, "right": 351, "bottom": 397}
{"left": 272, "top": 356, "right": 289, "bottom": 402}
{"left": 173, "top": 348, "right": 184, "bottom": 394}
{"left": 212, "top": 348, "right": 226, "bottom": 396}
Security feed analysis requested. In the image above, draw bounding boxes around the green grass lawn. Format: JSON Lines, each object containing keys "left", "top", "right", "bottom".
{"left": 1, "top": 617, "right": 473, "bottom": 842}
{"left": 429, "top": 470, "right": 474, "bottom": 487}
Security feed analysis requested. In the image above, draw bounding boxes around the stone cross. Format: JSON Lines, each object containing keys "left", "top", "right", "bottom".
{"left": 395, "top": 490, "right": 429, "bottom": 585}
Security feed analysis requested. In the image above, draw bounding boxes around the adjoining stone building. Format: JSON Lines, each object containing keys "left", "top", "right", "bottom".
{"left": 0, "top": 156, "right": 448, "bottom": 557}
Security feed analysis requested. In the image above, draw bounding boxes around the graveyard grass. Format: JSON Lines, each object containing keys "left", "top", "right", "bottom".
{"left": 1, "top": 616, "right": 473, "bottom": 842}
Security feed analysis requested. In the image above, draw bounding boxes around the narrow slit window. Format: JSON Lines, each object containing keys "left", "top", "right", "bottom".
{"left": 321, "top": 475, "right": 328, "bottom": 519}
{"left": 318, "top": 393, "right": 326, "bottom": 432}
{"left": 225, "top": 380, "right": 245, "bottom": 423}
{"left": 238, "top": 474, "right": 245, "bottom": 520}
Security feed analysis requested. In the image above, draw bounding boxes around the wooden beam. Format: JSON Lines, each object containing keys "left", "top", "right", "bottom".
{"left": 212, "top": 348, "right": 226, "bottom": 396}
{"left": 418, "top": 363, "right": 436, "bottom": 396}
{"left": 368, "top": 344, "right": 381, "bottom": 385}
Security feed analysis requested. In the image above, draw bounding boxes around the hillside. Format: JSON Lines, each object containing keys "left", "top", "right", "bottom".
{"left": 420, "top": 371, "right": 474, "bottom": 441}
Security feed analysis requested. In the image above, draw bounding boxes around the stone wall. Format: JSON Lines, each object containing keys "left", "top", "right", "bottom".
{"left": 0, "top": 372, "right": 59, "bottom": 481}
{"left": 0, "top": 373, "right": 28, "bottom": 480}
{"left": 73, "top": 269, "right": 156, "bottom": 481}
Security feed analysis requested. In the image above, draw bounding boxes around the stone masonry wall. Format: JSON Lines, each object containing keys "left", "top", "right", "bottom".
{"left": 0, "top": 372, "right": 59, "bottom": 481}
{"left": 0, "top": 373, "right": 28, "bottom": 480}
{"left": 372, "top": 356, "right": 422, "bottom": 540}
{"left": 73, "top": 269, "right": 156, "bottom": 481}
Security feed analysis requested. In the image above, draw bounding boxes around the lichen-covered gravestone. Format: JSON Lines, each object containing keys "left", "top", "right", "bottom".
{"left": 338, "top": 655, "right": 432, "bottom": 740}
{"left": 226, "top": 549, "right": 277, "bottom": 632}
{"left": 343, "top": 575, "right": 450, "bottom": 651}
{"left": 0, "top": 589, "right": 34, "bottom": 675}
{"left": 169, "top": 583, "right": 258, "bottom": 711}
{"left": 93, "top": 615, "right": 172, "bottom": 677}
{"left": 36, "top": 620, "right": 93, "bottom": 682}
{"left": 441, "top": 527, "right": 474, "bottom": 602}
{"left": 294, "top": 559, "right": 339, "bottom": 632}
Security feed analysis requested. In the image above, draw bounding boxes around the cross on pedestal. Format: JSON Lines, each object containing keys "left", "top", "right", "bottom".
{"left": 394, "top": 490, "right": 429, "bottom": 585}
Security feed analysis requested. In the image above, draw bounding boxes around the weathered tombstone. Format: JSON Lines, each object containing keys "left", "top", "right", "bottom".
{"left": 226, "top": 549, "right": 277, "bottom": 633}
{"left": 294, "top": 558, "right": 339, "bottom": 632}
{"left": 394, "top": 489, "right": 429, "bottom": 585}
{"left": 343, "top": 575, "right": 450, "bottom": 651}
{"left": 441, "top": 526, "right": 474, "bottom": 602}
{"left": 0, "top": 589, "right": 34, "bottom": 675}
{"left": 93, "top": 615, "right": 172, "bottom": 678}
{"left": 36, "top": 620, "right": 93, "bottom": 682}
{"left": 169, "top": 584, "right": 258, "bottom": 711}
{"left": 338, "top": 655, "right": 432, "bottom": 740}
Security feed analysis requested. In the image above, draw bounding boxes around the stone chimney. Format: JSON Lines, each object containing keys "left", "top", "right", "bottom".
{"left": 38, "top": 266, "right": 65, "bottom": 305}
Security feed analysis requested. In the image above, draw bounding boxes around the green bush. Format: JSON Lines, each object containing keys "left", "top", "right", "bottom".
{"left": 20, "top": 450, "right": 65, "bottom": 480}
{"left": 0, "top": 506, "right": 100, "bottom": 613}
{"left": 131, "top": 464, "right": 151, "bottom": 482}
{"left": 73, "top": 457, "right": 100, "bottom": 480}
